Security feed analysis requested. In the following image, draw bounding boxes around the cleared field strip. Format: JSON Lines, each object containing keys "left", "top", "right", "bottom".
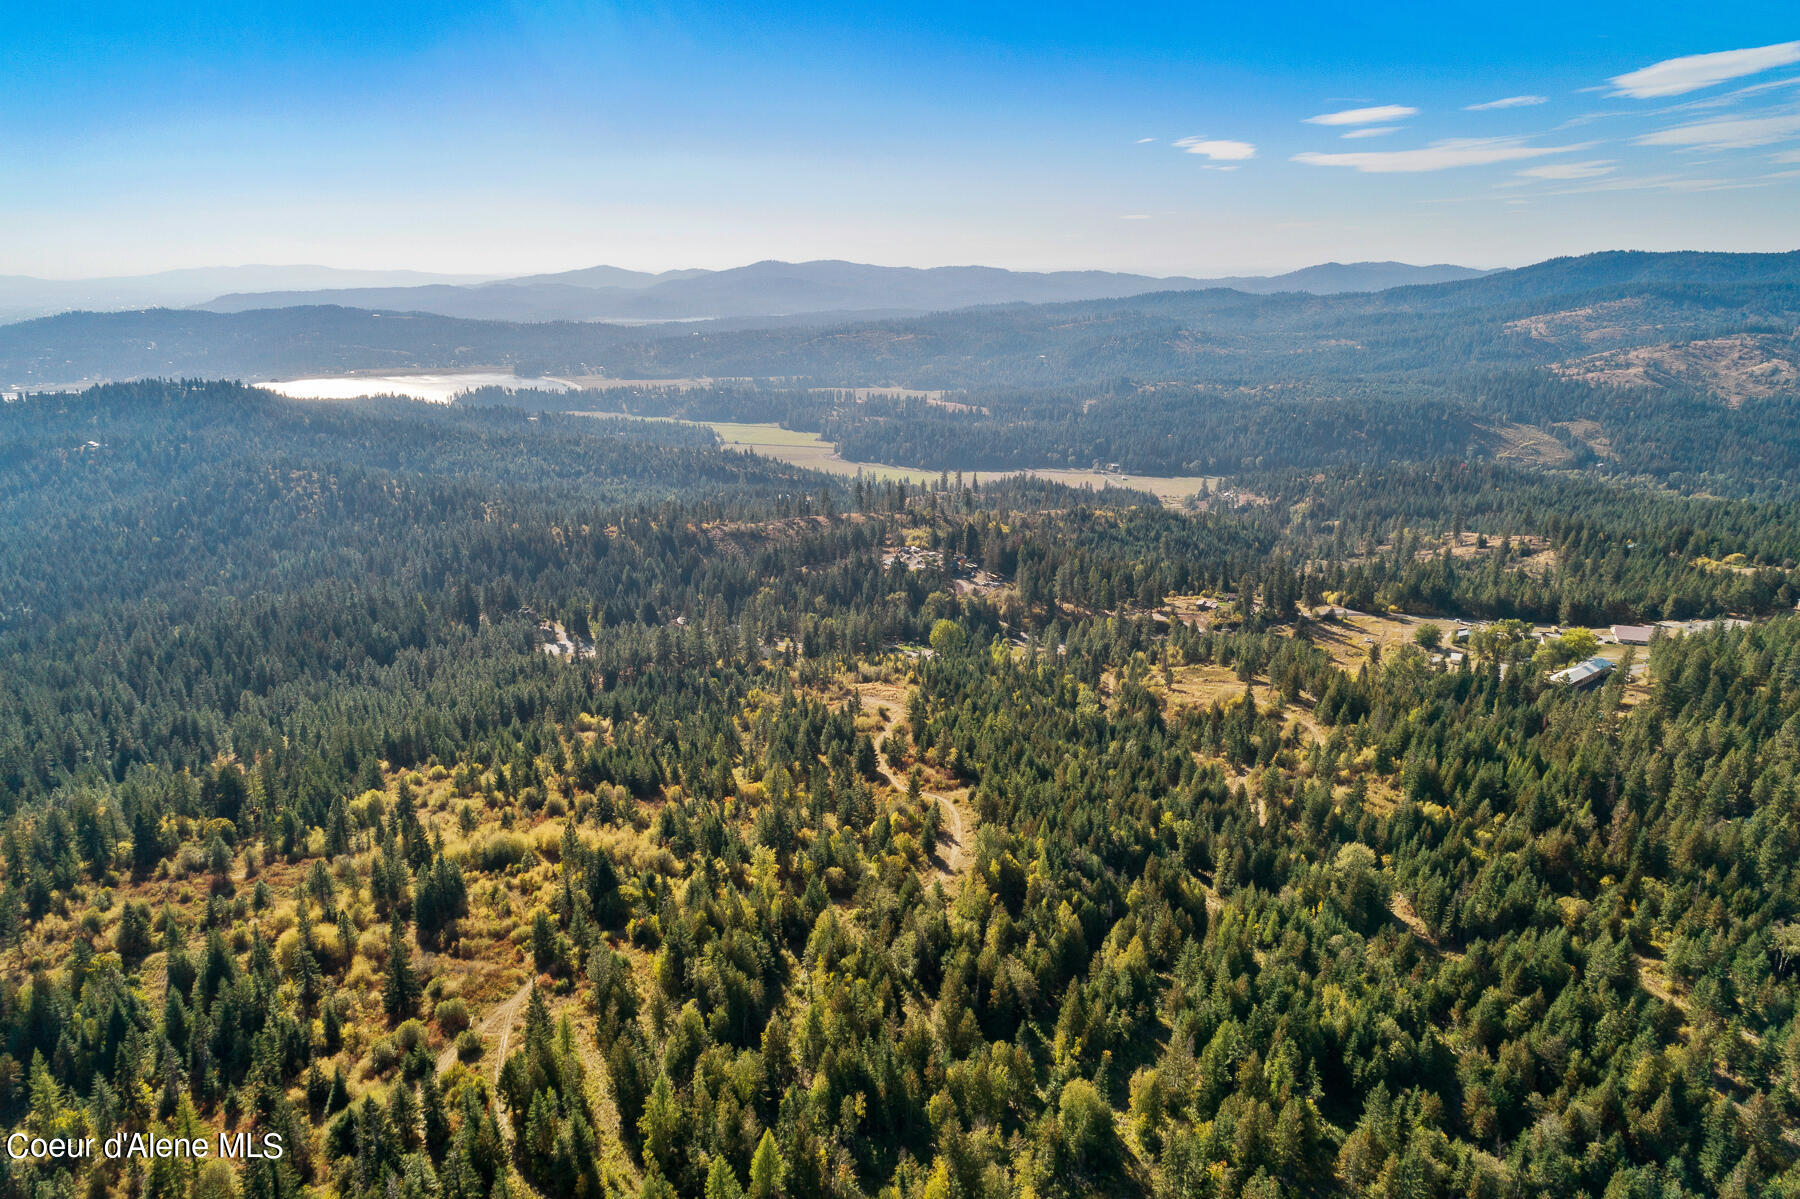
{"left": 570, "top": 412, "right": 1216, "bottom": 502}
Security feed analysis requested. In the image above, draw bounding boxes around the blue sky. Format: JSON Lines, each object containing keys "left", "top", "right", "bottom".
{"left": 3, "top": 1, "right": 1797, "bottom": 277}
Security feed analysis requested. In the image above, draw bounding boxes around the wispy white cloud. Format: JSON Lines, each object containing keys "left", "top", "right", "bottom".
{"left": 1729, "top": 75, "right": 1800, "bottom": 100}
{"left": 1341, "top": 126, "right": 1398, "bottom": 139}
{"left": 1304, "top": 104, "right": 1417, "bottom": 126}
{"left": 1135, "top": 137, "right": 1156, "bottom": 144}
{"left": 1608, "top": 41, "right": 1800, "bottom": 98}
{"left": 1173, "top": 137, "right": 1256, "bottom": 160}
{"left": 1514, "top": 160, "right": 1616, "bottom": 180}
{"left": 1465, "top": 95, "right": 1548, "bottom": 111}
{"left": 1772, "top": 148, "right": 1800, "bottom": 163}
{"left": 1119, "top": 213, "right": 1152, "bottom": 220}
{"left": 1635, "top": 112, "right": 1800, "bottom": 149}
{"left": 1647, "top": 75, "right": 1800, "bottom": 116}
{"left": 1554, "top": 109, "right": 1636, "bottom": 130}
{"left": 1293, "top": 137, "right": 1586, "bottom": 173}
{"left": 1531, "top": 174, "right": 1766, "bottom": 196}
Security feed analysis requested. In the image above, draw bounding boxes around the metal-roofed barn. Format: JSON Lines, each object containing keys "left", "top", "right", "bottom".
{"left": 1551, "top": 657, "right": 1614, "bottom": 689}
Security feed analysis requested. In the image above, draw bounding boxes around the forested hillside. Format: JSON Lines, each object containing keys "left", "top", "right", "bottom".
{"left": 8, "top": 252, "right": 1798, "bottom": 498}
{"left": 3, "top": 381, "right": 1800, "bottom": 1198}
{"left": 0, "top": 309, "right": 649, "bottom": 387}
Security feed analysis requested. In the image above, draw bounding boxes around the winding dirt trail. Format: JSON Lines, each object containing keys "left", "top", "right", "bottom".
{"left": 855, "top": 682, "right": 976, "bottom": 885}
{"left": 436, "top": 977, "right": 534, "bottom": 1086}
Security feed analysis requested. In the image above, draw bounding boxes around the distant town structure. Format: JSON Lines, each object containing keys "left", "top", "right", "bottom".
{"left": 1610, "top": 624, "right": 1655, "bottom": 645}
{"left": 881, "top": 546, "right": 943, "bottom": 572}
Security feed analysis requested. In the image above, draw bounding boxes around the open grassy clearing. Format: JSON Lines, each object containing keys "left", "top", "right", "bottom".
{"left": 569, "top": 411, "right": 1219, "bottom": 502}
{"left": 1479, "top": 420, "right": 1577, "bottom": 466}
{"left": 1327, "top": 529, "right": 1557, "bottom": 572}
{"left": 1307, "top": 607, "right": 1444, "bottom": 671}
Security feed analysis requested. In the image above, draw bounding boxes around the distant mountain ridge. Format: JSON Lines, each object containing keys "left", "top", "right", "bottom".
{"left": 5, "top": 249, "right": 1795, "bottom": 393}
{"left": 0, "top": 265, "right": 495, "bottom": 323}
{"left": 192, "top": 259, "right": 1490, "bottom": 323}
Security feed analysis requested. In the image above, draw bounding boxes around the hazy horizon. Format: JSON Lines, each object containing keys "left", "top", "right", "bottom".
{"left": 6, "top": 255, "right": 1508, "bottom": 286}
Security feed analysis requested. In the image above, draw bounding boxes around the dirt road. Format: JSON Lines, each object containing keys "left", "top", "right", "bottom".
{"left": 436, "top": 977, "right": 534, "bottom": 1086}
{"left": 856, "top": 683, "right": 975, "bottom": 884}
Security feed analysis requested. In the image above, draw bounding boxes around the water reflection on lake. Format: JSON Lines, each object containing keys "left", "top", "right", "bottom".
{"left": 255, "top": 372, "right": 572, "bottom": 403}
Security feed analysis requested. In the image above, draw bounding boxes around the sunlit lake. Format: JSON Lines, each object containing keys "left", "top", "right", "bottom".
{"left": 255, "top": 372, "right": 573, "bottom": 403}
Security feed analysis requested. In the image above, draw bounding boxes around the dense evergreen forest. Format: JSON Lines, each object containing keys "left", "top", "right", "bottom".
{"left": 4, "top": 380, "right": 1800, "bottom": 1199}
{"left": 510, "top": 364, "right": 1800, "bottom": 499}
